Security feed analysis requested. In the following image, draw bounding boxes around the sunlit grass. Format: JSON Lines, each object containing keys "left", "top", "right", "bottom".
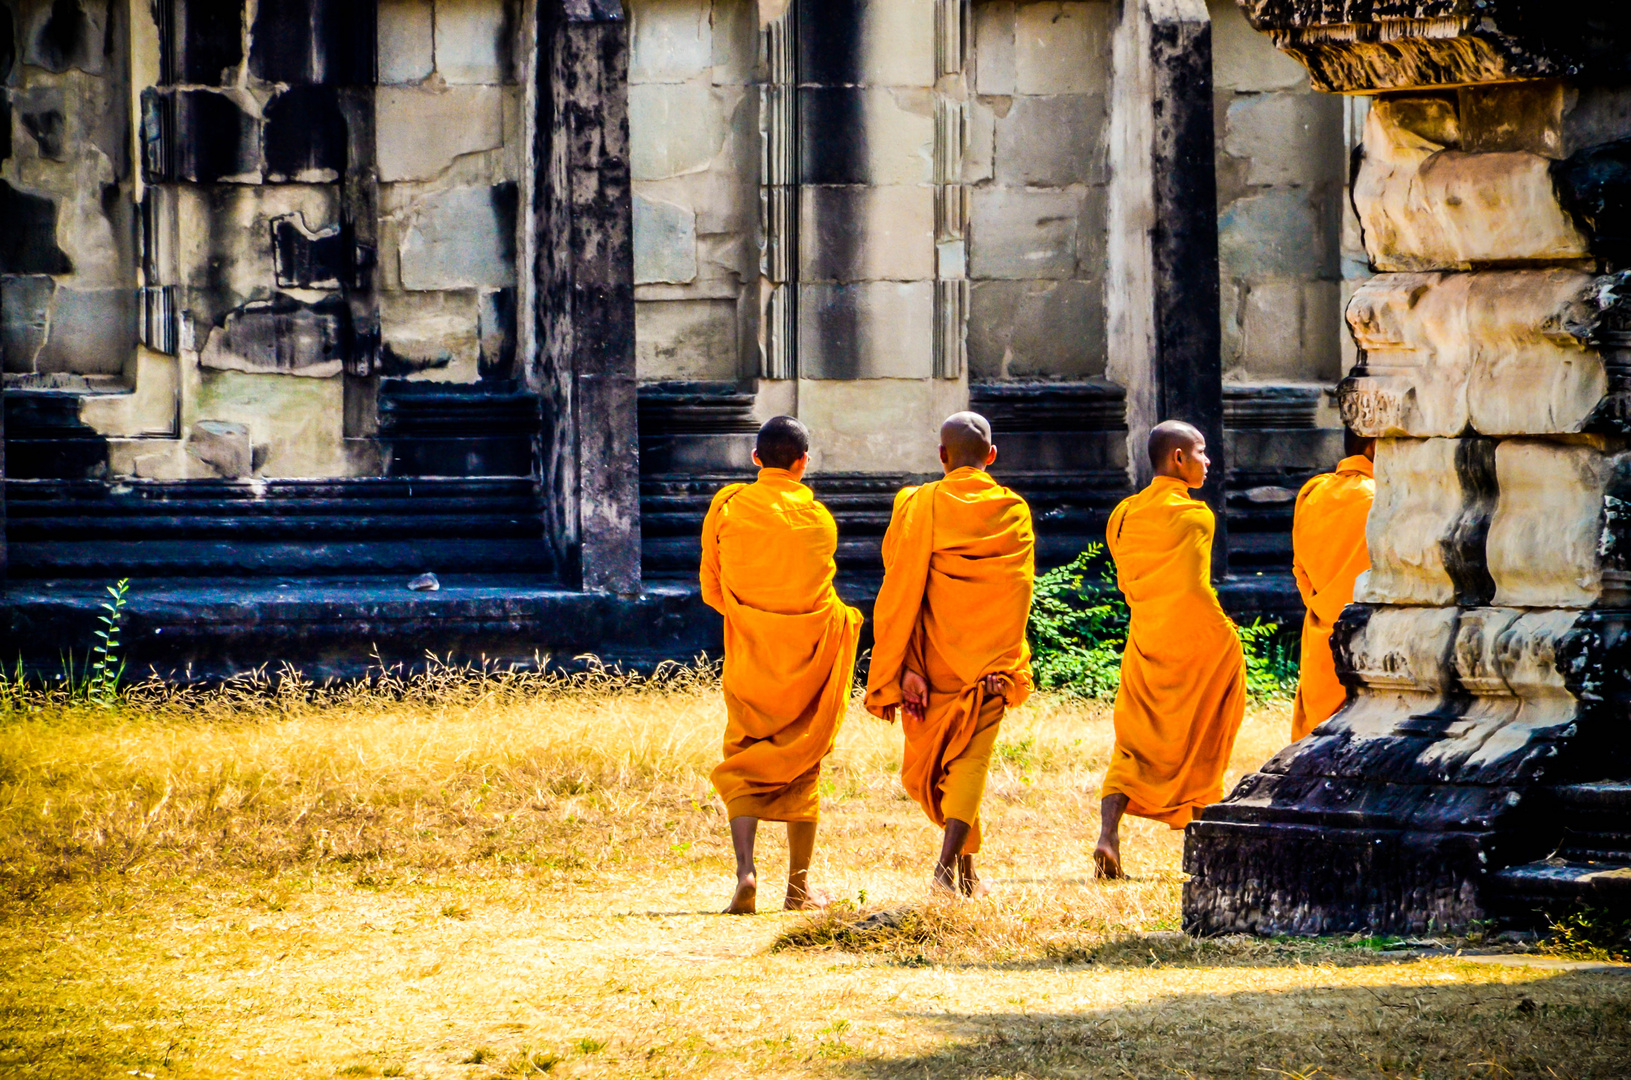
{"left": 2, "top": 668, "right": 1627, "bottom": 1079}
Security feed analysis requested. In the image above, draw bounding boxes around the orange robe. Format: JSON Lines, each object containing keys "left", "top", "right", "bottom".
{"left": 701, "top": 468, "right": 864, "bottom": 822}
{"left": 1103, "top": 476, "right": 1246, "bottom": 828}
{"left": 865, "top": 467, "right": 1035, "bottom": 854}
{"left": 1290, "top": 454, "right": 1374, "bottom": 741}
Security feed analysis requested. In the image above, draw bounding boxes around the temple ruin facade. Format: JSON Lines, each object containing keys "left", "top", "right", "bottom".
{"left": 1, "top": 0, "right": 1348, "bottom": 676}
{"left": 5, "top": 0, "right": 1627, "bottom": 932}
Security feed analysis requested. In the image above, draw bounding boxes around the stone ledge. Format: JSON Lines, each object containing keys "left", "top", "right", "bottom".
{"left": 0, "top": 577, "right": 717, "bottom": 684}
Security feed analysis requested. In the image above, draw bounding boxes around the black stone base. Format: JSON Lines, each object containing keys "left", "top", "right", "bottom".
{"left": 1183, "top": 819, "right": 1489, "bottom": 936}
{"left": 0, "top": 576, "right": 721, "bottom": 683}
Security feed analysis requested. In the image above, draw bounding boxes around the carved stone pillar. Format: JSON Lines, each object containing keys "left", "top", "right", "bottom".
{"left": 531, "top": 0, "right": 641, "bottom": 595}
{"left": 1106, "top": 0, "right": 1226, "bottom": 561}
{"left": 1186, "top": 3, "right": 1631, "bottom": 934}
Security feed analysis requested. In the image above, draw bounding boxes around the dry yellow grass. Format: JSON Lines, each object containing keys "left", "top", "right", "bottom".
{"left": 2, "top": 668, "right": 1628, "bottom": 1079}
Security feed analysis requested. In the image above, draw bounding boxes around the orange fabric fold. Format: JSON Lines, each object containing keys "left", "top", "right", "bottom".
{"left": 1290, "top": 454, "right": 1374, "bottom": 741}
{"left": 1103, "top": 476, "right": 1245, "bottom": 829}
{"left": 865, "top": 467, "right": 1035, "bottom": 853}
{"left": 701, "top": 469, "right": 864, "bottom": 822}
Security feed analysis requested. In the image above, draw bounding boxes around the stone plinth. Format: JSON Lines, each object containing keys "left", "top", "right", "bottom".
{"left": 1186, "top": 4, "right": 1631, "bottom": 935}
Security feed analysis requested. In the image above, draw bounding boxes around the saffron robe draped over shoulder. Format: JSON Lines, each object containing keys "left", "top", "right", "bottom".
{"left": 1290, "top": 454, "right": 1374, "bottom": 741}
{"left": 701, "top": 468, "right": 864, "bottom": 822}
{"left": 864, "top": 467, "right": 1035, "bottom": 853}
{"left": 1103, "top": 476, "right": 1246, "bottom": 828}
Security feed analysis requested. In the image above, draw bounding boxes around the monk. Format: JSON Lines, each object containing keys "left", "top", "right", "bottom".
{"left": 1095, "top": 420, "right": 1246, "bottom": 879}
{"left": 701, "top": 415, "right": 864, "bottom": 914}
{"left": 866, "top": 412, "right": 1035, "bottom": 896}
{"left": 1290, "top": 429, "right": 1376, "bottom": 742}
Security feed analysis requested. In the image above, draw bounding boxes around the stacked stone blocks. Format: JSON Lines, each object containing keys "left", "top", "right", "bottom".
{"left": 1188, "top": 66, "right": 1631, "bottom": 933}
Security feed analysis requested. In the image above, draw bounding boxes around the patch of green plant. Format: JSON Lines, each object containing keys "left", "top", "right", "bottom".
{"left": 1546, "top": 905, "right": 1631, "bottom": 962}
{"left": 1236, "top": 618, "right": 1299, "bottom": 703}
{"left": 1027, "top": 547, "right": 1127, "bottom": 700}
{"left": 1027, "top": 547, "right": 1299, "bottom": 703}
{"left": 85, "top": 578, "right": 131, "bottom": 705}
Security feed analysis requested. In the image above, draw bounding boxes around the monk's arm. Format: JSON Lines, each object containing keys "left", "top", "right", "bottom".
{"left": 1292, "top": 554, "right": 1316, "bottom": 610}
{"left": 864, "top": 489, "right": 925, "bottom": 719}
{"left": 698, "top": 489, "right": 734, "bottom": 615}
{"left": 878, "top": 486, "right": 918, "bottom": 571}
{"left": 1291, "top": 482, "right": 1319, "bottom": 609}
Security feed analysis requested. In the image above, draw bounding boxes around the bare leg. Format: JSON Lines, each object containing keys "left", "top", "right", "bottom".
{"left": 783, "top": 820, "right": 827, "bottom": 910}
{"left": 956, "top": 853, "right": 990, "bottom": 898}
{"left": 726, "top": 816, "right": 758, "bottom": 914}
{"left": 934, "top": 818, "right": 973, "bottom": 894}
{"left": 1094, "top": 794, "right": 1129, "bottom": 880}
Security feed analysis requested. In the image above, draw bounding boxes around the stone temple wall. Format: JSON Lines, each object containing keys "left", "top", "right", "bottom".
{"left": 628, "top": 0, "right": 757, "bottom": 384}
{"left": 966, "top": 0, "right": 1108, "bottom": 384}
{"left": 630, "top": 0, "right": 1351, "bottom": 589}
{"left": 1208, "top": 0, "right": 1345, "bottom": 493}
{"left": 2, "top": 0, "right": 531, "bottom": 484}
{"left": 1, "top": 0, "right": 1367, "bottom": 673}
{"left": 1, "top": 0, "right": 137, "bottom": 382}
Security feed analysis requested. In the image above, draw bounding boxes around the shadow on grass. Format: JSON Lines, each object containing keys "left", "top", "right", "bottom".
{"left": 830, "top": 971, "right": 1631, "bottom": 1079}
{"left": 774, "top": 904, "right": 1498, "bottom": 972}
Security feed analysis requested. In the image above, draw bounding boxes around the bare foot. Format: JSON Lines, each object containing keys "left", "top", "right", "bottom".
{"left": 784, "top": 885, "right": 830, "bottom": 911}
{"left": 957, "top": 855, "right": 991, "bottom": 899}
{"left": 931, "top": 860, "right": 958, "bottom": 895}
{"left": 725, "top": 873, "right": 757, "bottom": 914}
{"left": 1093, "top": 842, "right": 1124, "bottom": 880}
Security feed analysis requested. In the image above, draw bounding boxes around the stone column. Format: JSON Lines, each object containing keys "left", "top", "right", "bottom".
{"left": 1106, "top": 0, "right": 1226, "bottom": 560}
{"left": 1185, "top": 4, "right": 1631, "bottom": 935}
{"left": 530, "top": 0, "right": 641, "bottom": 595}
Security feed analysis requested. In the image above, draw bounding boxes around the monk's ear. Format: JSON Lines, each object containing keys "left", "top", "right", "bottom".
{"left": 985, "top": 444, "right": 998, "bottom": 467}
{"left": 751, "top": 450, "right": 762, "bottom": 467}
{"left": 938, "top": 445, "right": 949, "bottom": 465}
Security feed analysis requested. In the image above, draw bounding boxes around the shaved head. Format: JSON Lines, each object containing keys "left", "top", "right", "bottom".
{"left": 1148, "top": 420, "right": 1204, "bottom": 470}
{"left": 940, "top": 411, "right": 994, "bottom": 469}
{"left": 755, "top": 415, "right": 809, "bottom": 469}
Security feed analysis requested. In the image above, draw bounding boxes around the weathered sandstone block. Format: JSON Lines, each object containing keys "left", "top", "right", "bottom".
{"left": 1342, "top": 270, "right": 1609, "bottom": 438}
{"left": 797, "top": 281, "right": 934, "bottom": 379}
{"left": 1359, "top": 437, "right": 1495, "bottom": 608}
{"left": 1353, "top": 98, "right": 1589, "bottom": 272}
{"left": 632, "top": 195, "right": 698, "bottom": 285}
{"left": 378, "top": 0, "right": 435, "bottom": 84}
{"left": 399, "top": 185, "right": 518, "bottom": 291}
{"left": 186, "top": 420, "right": 254, "bottom": 479}
{"left": 800, "top": 185, "right": 934, "bottom": 282}
{"left": 375, "top": 87, "right": 504, "bottom": 182}
{"left": 1487, "top": 439, "right": 1631, "bottom": 609}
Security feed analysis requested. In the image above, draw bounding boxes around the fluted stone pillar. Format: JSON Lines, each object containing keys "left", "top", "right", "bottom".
{"left": 1185, "top": 4, "right": 1631, "bottom": 935}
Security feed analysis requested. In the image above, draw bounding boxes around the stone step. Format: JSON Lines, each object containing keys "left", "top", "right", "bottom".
{"left": 1491, "top": 858, "right": 1631, "bottom": 914}
{"left": 1553, "top": 784, "right": 1631, "bottom": 843}
{"left": 1555, "top": 782, "right": 1631, "bottom": 813}
{"left": 0, "top": 577, "right": 715, "bottom": 683}
{"left": 1559, "top": 839, "right": 1631, "bottom": 864}
{"left": 8, "top": 538, "right": 554, "bottom": 578}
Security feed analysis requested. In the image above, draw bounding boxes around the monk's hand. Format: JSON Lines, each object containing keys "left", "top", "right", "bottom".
{"left": 902, "top": 669, "right": 928, "bottom": 721}
{"left": 983, "top": 672, "right": 1008, "bottom": 699}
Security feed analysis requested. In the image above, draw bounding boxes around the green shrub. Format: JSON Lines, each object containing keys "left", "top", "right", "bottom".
{"left": 1027, "top": 547, "right": 1127, "bottom": 699}
{"left": 1027, "top": 546, "right": 1299, "bottom": 703}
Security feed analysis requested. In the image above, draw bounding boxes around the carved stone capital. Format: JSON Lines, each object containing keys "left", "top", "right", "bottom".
{"left": 1236, "top": 1, "right": 1631, "bottom": 94}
